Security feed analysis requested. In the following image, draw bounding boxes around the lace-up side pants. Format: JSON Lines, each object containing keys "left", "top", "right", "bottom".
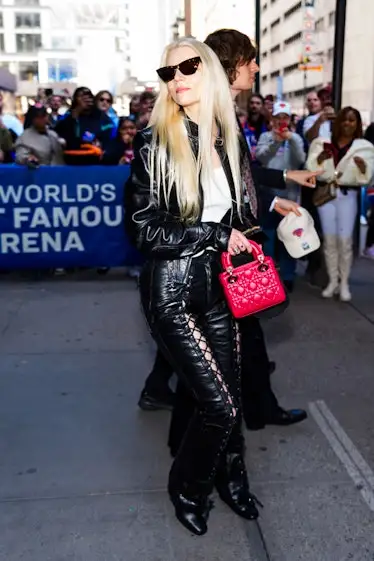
{"left": 139, "top": 251, "right": 244, "bottom": 491}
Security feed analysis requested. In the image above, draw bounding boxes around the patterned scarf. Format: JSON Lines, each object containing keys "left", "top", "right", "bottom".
{"left": 240, "top": 138, "right": 258, "bottom": 219}
{"left": 236, "top": 114, "right": 258, "bottom": 218}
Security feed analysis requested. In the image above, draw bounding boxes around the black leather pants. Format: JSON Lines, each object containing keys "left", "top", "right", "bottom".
{"left": 140, "top": 251, "right": 244, "bottom": 492}
{"left": 168, "top": 314, "right": 279, "bottom": 455}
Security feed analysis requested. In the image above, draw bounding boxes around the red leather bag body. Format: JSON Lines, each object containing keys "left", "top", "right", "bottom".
{"left": 219, "top": 241, "right": 287, "bottom": 319}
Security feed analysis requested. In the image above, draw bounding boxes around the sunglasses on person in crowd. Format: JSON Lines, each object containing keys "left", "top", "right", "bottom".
{"left": 79, "top": 89, "right": 93, "bottom": 97}
{"left": 156, "top": 56, "right": 201, "bottom": 83}
{"left": 100, "top": 96, "right": 112, "bottom": 103}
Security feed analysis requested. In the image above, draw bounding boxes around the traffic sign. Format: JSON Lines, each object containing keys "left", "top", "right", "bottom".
{"left": 298, "top": 64, "right": 323, "bottom": 71}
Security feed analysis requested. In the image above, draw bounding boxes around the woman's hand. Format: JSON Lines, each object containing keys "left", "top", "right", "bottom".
{"left": 274, "top": 198, "right": 302, "bottom": 217}
{"left": 228, "top": 229, "right": 253, "bottom": 256}
{"left": 354, "top": 156, "right": 367, "bottom": 174}
{"left": 286, "top": 169, "right": 321, "bottom": 188}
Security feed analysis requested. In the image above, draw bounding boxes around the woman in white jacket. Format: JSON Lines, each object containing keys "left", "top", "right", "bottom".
{"left": 306, "top": 107, "right": 374, "bottom": 301}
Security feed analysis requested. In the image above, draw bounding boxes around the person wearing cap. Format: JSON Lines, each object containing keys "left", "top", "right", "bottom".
{"left": 15, "top": 104, "right": 64, "bottom": 166}
{"left": 256, "top": 100, "right": 306, "bottom": 291}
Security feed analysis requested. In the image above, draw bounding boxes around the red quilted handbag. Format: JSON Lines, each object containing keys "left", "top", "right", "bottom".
{"left": 219, "top": 241, "right": 287, "bottom": 319}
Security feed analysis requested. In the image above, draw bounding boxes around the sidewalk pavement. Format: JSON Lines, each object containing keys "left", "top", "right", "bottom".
{"left": 0, "top": 259, "right": 373, "bottom": 561}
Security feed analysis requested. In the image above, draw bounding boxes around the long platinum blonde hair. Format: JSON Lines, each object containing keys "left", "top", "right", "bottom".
{"left": 149, "top": 37, "right": 242, "bottom": 222}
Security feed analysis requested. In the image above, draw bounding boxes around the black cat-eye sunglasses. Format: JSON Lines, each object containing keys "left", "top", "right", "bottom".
{"left": 156, "top": 56, "right": 201, "bottom": 83}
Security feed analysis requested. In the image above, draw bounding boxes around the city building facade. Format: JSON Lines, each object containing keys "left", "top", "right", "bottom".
{"left": 259, "top": 0, "right": 374, "bottom": 123}
{"left": 189, "top": 0, "right": 255, "bottom": 42}
{"left": 342, "top": 0, "right": 374, "bottom": 124}
{"left": 259, "top": 0, "right": 336, "bottom": 113}
{"left": 0, "top": 0, "right": 131, "bottom": 97}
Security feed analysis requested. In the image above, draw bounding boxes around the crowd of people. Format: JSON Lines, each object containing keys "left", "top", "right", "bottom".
{"left": 0, "top": 88, "right": 157, "bottom": 168}
{"left": 239, "top": 86, "right": 374, "bottom": 299}
{"left": 1, "top": 65, "right": 373, "bottom": 286}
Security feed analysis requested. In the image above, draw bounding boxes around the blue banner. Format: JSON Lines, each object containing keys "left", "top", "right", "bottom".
{"left": 0, "top": 165, "right": 143, "bottom": 269}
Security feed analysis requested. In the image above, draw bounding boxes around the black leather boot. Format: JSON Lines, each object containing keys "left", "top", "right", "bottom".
{"left": 215, "top": 453, "right": 262, "bottom": 520}
{"left": 168, "top": 479, "right": 213, "bottom": 536}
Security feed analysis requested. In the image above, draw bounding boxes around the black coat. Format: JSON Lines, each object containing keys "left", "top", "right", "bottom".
{"left": 55, "top": 108, "right": 115, "bottom": 165}
{"left": 125, "top": 119, "right": 259, "bottom": 263}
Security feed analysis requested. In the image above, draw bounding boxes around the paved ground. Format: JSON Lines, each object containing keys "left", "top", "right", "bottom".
{"left": 0, "top": 259, "right": 374, "bottom": 561}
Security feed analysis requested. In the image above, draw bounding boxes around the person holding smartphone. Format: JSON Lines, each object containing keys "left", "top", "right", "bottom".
{"left": 304, "top": 86, "right": 335, "bottom": 144}
{"left": 307, "top": 107, "right": 374, "bottom": 301}
{"left": 256, "top": 101, "right": 306, "bottom": 291}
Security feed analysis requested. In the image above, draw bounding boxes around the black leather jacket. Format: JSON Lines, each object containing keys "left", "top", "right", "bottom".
{"left": 125, "top": 120, "right": 259, "bottom": 283}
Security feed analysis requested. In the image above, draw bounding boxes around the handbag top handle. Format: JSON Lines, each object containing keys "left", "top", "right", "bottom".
{"left": 221, "top": 240, "right": 264, "bottom": 271}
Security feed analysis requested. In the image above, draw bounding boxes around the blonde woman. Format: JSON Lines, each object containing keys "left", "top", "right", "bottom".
{"left": 307, "top": 107, "right": 374, "bottom": 301}
{"left": 125, "top": 37, "right": 266, "bottom": 536}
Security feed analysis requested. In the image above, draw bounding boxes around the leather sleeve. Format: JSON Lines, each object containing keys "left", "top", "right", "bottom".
{"left": 250, "top": 164, "right": 286, "bottom": 190}
{"left": 124, "top": 132, "right": 232, "bottom": 259}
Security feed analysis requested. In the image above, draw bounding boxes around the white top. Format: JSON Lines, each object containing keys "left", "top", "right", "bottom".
{"left": 201, "top": 166, "right": 232, "bottom": 223}
{"left": 303, "top": 113, "right": 331, "bottom": 141}
{"left": 1, "top": 114, "right": 24, "bottom": 136}
{"left": 306, "top": 137, "right": 374, "bottom": 185}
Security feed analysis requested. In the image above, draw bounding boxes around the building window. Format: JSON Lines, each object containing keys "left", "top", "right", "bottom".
{"left": 284, "top": 62, "right": 299, "bottom": 75}
{"left": 47, "top": 59, "right": 76, "bottom": 82}
{"left": 0, "top": 33, "right": 4, "bottom": 52}
{"left": 263, "top": 74, "right": 268, "bottom": 82}
{"left": 329, "top": 11, "right": 335, "bottom": 26}
{"left": 263, "top": 3, "right": 268, "bottom": 10}
{"left": 262, "top": 27, "right": 268, "bottom": 36}
{"left": 284, "top": 31, "right": 302, "bottom": 46}
{"left": 315, "top": 17, "right": 324, "bottom": 31}
{"left": 270, "top": 44, "right": 280, "bottom": 53}
{"left": 0, "top": 12, "right": 3, "bottom": 27}
{"left": 19, "top": 61, "right": 38, "bottom": 81}
{"left": 284, "top": 1, "right": 302, "bottom": 19}
{"left": 271, "top": 17, "right": 281, "bottom": 29}
{"left": 328, "top": 47, "right": 334, "bottom": 60}
{"left": 15, "top": 12, "right": 41, "bottom": 28}
{"left": 16, "top": 33, "right": 42, "bottom": 52}
{"left": 262, "top": 51, "right": 268, "bottom": 59}
{"left": 15, "top": 0, "right": 40, "bottom": 5}
{"left": 292, "top": 85, "right": 321, "bottom": 98}
{"left": 270, "top": 70, "right": 280, "bottom": 78}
